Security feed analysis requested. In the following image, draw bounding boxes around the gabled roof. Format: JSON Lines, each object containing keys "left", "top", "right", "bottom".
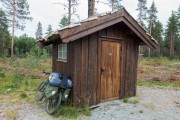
{"left": 37, "top": 7, "right": 158, "bottom": 49}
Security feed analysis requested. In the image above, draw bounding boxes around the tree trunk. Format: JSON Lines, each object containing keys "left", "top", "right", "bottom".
{"left": 68, "top": 0, "right": 71, "bottom": 25}
{"left": 148, "top": 19, "right": 152, "bottom": 57}
{"left": 11, "top": 0, "right": 16, "bottom": 57}
{"left": 112, "top": 2, "right": 114, "bottom": 11}
{"left": 2, "top": 36, "right": 4, "bottom": 55}
{"left": 88, "top": 0, "right": 95, "bottom": 17}
{"left": 170, "top": 33, "right": 175, "bottom": 59}
{"left": 157, "top": 44, "right": 160, "bottom": 57}
{"left": 148, "top": 47, "right": 151, "bottom": 57}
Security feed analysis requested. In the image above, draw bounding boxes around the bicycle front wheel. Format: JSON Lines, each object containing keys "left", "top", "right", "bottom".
{"left": 46, "top": 91, "right": 62, "bottom": 115}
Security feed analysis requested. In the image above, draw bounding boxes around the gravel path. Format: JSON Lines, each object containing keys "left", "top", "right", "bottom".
{"left": 82, "top": 87, "right": 180, "bottom": 120}
{"left": 0, "top": 87, "right": 179, "bottom": 120}
{"left": 0, "top": 100, "right": 54, "bottom": 120}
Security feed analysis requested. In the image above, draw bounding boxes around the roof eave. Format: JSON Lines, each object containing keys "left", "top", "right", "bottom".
{"left": 36, "top": 32, "right": 61, "bottom": 47}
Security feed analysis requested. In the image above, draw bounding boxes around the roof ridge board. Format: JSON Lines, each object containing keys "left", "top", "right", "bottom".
{"left": 62, "top": 17, "right": 124, "bottom": 43}
{"left": 58, "top": 10, "right": 118, "bottom": 32}
{"left": 122, "top": 10, "right": 158, "bottom": 48}
{"left": 59, "top": 10, "right": 123, "bottom": 39}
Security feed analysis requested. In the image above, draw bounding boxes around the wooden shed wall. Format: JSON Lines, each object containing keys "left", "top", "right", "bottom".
{"left": 52, "top": 23, "right": 139, "bottom": 106}
{"left": 52, "top": 32, "right": 99, "bottom": 106}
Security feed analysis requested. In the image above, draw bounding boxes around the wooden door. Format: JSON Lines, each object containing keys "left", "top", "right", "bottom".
{"left": 100, "top": 41, "right": 121, "bottom": 102}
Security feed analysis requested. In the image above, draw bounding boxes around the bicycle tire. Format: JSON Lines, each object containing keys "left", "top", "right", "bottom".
{"left": 35, "top": 81, "right": 47, "bottom": 102}
{"left": 46, "top": 91, "right": 62, "bottom": 115}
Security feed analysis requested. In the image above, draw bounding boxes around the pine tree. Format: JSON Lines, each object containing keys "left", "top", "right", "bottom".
{"left": 148, "top": 1, "right": 158, "bottom": 33}
{"left": 44, "top": 24, "right": 53, "bottom": 55}
{"left": 0, "top": 0, "right": 32, "bottom": 57}
{"left": 152, "top": 20, "right": 163, "bottom": 57}
{"left": 175, "top": 5, "right": 180, "bottom": 23}
{"left": 59, "top": 15, "right": 69, "bottom": 27}
{"left": 35, "top": 22, "right": 43, "bottom": 39}
{"left": 0, "top": 8, "right": 10, "bottom": 56}
{"left": 174, "top": 6, "right": 180, "bottom": 57}
{"left": 136, "top": 0, "right": 147, "bottom": 56}
{"left": 107, "top": 0, "right": 122, "bottom": 11}
{"left": 164, "top": 12, "right": 179, "bottom": 59}
{"left": 46, "top": 24, "right": 53, "bottom": 35}
{"left": 136, "top": 0, "right": 148, "bottom": 26}
{"left": 175, "top": 6, "right": 180, "bottom": 35}
{"left": 147, "top": 1, "right": 158, "bottom": 57}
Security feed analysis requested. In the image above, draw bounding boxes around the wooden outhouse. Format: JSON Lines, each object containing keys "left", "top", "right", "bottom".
{"left": 37, "top": 8, "right": 158, "bottom": 106}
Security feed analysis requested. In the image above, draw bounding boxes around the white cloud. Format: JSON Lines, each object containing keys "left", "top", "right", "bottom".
{"left": 15, "top": 0, "right": 180, "bottom": 38}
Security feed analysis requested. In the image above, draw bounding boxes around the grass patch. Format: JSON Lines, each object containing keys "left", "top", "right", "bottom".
{"left": 53, "top": 104, "right": 91, "bottom": 119}
{"left": 19, "top": 92, "right": 28, "bottom": 99}
{"left": 123, "top": 97, "right": 129, "bottom": 103}
{"left": 137, "top": 79, "right": 180, "bottom": 89}
{"left": 10, "top": 97, "right": 21, "bottom": 104}
{"left": 26, "top": 93, "right": 36, "bottom": 103}
{"left": 128, "top": 97, "right": 140, "bottom": 104}
{"left": 139, "top": 110, "right": 144, "bottom": 113}
{"left": 5, "top": 109, "right": 18, "bottom": 120}
{"left": 54, "top": 104, "right": 79, "bottom": 119}
{"left": 140, "top": 57, "right": 180, "bottom": 66}
{"left": 123, "top": 97, "right": 140, "bottom": 104}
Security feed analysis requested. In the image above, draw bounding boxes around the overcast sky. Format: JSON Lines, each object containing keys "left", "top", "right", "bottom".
{"left": 14, "top": 0, "right": 180, "bottom": 38}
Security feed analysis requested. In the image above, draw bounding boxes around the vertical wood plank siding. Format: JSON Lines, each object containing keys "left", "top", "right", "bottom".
{"left": 52, "top": 23, "right": 139, "bottom": 106}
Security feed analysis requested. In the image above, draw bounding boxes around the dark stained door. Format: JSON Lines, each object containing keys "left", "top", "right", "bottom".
{"left": 100, "top": 41, "right": 121, "bottom": 102}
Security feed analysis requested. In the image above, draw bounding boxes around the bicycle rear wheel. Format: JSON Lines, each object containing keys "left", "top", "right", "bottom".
{"left": 35, "top": 81, "right": 47, "bottom": 102}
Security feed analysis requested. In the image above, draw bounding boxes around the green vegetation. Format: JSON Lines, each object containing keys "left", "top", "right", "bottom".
{"left": 138, "top": 80, "right": 179, "bottom": 89}
{"left": 138, "top": 57, "right": 180, "bottom": 89}
{"left": 0, "top": 55, "right": 91, "bottom": 118}
{"left": 0, "top": 56, "right": 179, "bottom": 118}
{"left": 0, "top": 54, "right": 51, "bottom": 96}
{"left": 123, "top": 97, "right": 129, "bottom": 103}
{"left": 53, "top": 104, "right": 91, "bottom": 119}
{"left": 139, "top": 110, "right": 144, "bottom": 113}
{"left": 123, "top": 97, "right": 140, "bottom": 104}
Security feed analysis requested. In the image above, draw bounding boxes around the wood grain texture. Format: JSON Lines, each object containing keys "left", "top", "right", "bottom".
{"left": 100, "top": 41, "right": 121, "bottom": 101}
{"left": 52, "top": 23, "right": 139, "bottom": 106}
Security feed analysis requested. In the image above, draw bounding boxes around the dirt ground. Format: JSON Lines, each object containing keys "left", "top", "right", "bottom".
{"left": 0, "top": 87, "right": 179, "bottom": 120}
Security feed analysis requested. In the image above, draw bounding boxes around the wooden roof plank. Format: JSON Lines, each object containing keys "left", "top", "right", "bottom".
{"left": 62, "top": 17, "right": 124, "bottom": 43}
{"left": 122, "top": 18, "right": 154, "bottom": 49}
{"left": 37, "top": 8, "right": 158, "bottom": 49}
{"left": 59, "top": 10, "right": 124, "bottom": 39}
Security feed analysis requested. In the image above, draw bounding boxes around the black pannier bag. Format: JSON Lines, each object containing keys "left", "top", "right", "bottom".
{"left": 60, "top": 75, "right": 73, "bottom": 89}
{"left": 49, "top": 72, "right": 73, "bottom": 88}
{"left": 49, "top": 72, "right": 63, "bottom": 87}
